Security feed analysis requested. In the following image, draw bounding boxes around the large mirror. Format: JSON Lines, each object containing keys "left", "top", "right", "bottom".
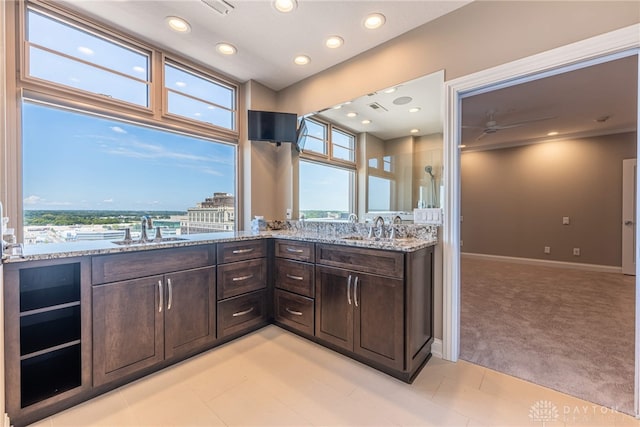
{"left": 312, "top": 70, "right": 445, "bottom": 221}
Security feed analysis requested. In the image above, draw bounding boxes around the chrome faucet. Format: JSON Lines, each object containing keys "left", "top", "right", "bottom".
{"left": 371, "top": 215, "right": 386, "bottom": 239}
{"left": 347, "top": 213, "right": 358, "bottom": 223}
{"left": 140, "top": 215, "right": 153, "bottom": 242}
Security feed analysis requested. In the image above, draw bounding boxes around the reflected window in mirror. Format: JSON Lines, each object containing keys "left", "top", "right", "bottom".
{"left": 331, "top": 128, "right": 355, "bottom": 162}
{"left": 299, "top": 160, "right": 355, "bottom": 221}
{"left": 300, "top": 119, "right": 327, "bottom": 155}
{"left": 368, "top": 176, "right": 392, "bottom": 211}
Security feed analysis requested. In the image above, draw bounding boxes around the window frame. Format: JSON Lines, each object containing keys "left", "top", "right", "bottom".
{"left": 300, "top": 117, "right": 357, "bottom": 167}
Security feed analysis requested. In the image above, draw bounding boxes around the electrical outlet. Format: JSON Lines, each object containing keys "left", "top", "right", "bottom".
{"left": 563, "top": 216, "right": 570, "bottom": 225}
{"left": 460, "top": 240, "right": 463, "bottom": 247}
{"left": 573, "top": 248, "right": 580, "bottom": 256}
{"left": 544, "top": 246, "right": 551, "bottom": 254}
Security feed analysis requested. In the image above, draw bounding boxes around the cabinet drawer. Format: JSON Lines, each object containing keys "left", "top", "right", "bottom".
{"left": 274, "top": 290, "right": 314, "bottom": 336}
{"left": 217, "top": 240, "right": 266, "bottom": 264}
{"left": 275, "top": 259, "right": 314, "bottom": 297}
{"left": 217, "top": 290, "right": 267, "bottom": 338}
{"left": 275, "top": 240, "right": 315, "bottom": 262}
{"left": 217, "top": 258, "right": 266, "bottom": 300}
{"left": 92, "top": 245, "right": 215, "bottom": 285}
{"left": 315, "top": 244, "right": 404, "bottom": 278}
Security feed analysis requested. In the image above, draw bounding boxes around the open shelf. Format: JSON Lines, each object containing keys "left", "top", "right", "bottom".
{"left": 20, "top": 263, "right": 81, "bottom": 312}
{"left": 20, "top": 306, "right": 81, "bottom": 356}
{"left": 21, "top": 344, "right": 81, "bottom": 408}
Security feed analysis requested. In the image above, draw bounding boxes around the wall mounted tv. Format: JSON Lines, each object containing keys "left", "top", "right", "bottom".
{"left": 247, "top": 110, "right": 297, "bottom": 146}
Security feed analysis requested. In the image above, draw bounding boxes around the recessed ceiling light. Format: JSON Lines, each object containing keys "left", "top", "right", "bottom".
{"left": 410, "top": 128, "right": 419, "bottom": 134}
{"left": 361, "top": 119, "right": 371, "bottom": 125}
{"left": 332, "top": 105, "right": 342, "bottom": 110}
{"left": 458, "top": 144, "right": 467, "bottom": 149}
{"left": 325, "top": 36, "right": 344, "bottom": 49}
{"left": 273, "top": 0, "right": 297, "bottom": 13}
{"left": 363, "top": 13, "right": 386, "bottom": 30}
{"left": 383, "top": 87, "right": 397, "bottom": 94}
{"left": 409, "top": 107, "right": 421, "bottom": 113}
{"left": 166, "top": 16, "right": 191, "bottom": 33}
{"left": 346, "top": 112, "right": 357, "bottom": 118}
{"left": 547, "top": 131, "right": 559, "bottom": 136}
{"left": 294, "top": 55, "right": 311, "bottom": 65}
{"left": 344, "top": 101, "right": 352, "bottom": 105}
{"left": 216, "top": 42, "right": 237, "bottom": 55}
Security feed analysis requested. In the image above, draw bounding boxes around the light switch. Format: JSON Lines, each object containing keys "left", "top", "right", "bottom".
{"left": 562, "top": 216, "right": 570, "bottom": 225}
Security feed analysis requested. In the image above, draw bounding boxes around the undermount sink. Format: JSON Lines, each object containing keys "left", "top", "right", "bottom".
{"left": 112, "top": 237, "right": 188, "bottom": 245}
{"left": 340, "top": 235, "right": 365, "bottom": 241}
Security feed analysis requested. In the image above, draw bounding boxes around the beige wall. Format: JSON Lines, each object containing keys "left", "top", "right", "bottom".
{"left": 461, "top": 132, "right": 637, "bottom": 266}
{"left": 276, "top": 1, "right": 640, "bottom": 116}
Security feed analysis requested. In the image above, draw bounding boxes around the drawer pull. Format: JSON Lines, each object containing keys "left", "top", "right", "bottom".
{"left": 286, "top": 273, "right": 304, "bottom": 281}
{"left": 158, "top": 280, "right": 163, "bottom": 313}
{"left": 232, "top": 248, "right": 254, "bottom": 254}
{"left": 232, "top": 274, "right": 254, "bottom": 282}
{"left": 232, "top": 307, "right": 255, "bottom": 317}
{"left": 286, "top": 247, "right": 304, "bottom": 254}
{"left": 285, "top": 307, "right": 303, "bottom": 316}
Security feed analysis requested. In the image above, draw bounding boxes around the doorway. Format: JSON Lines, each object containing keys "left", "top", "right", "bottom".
{"left": 442, "top": 25, "right": 640, "bottom": 414}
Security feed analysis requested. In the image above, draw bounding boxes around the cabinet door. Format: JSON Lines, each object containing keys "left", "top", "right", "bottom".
{"left": 315, "top": 266, "right": 353, "bottom": 351}
{"left": 353, "top": 272, "right": 404, "bottom": 370}
{"left": 165, "top": 267, "right": 216, "bottom": 359}
{"left": 93, "top": 276, "right": 164, "bottom": 386}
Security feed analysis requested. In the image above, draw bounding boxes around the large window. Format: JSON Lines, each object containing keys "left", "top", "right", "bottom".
{"left": 15, "top": 2, "right": 239, "bottom": 244}
{"left": 22, "top": 102, "right": 236, "bottom": 244}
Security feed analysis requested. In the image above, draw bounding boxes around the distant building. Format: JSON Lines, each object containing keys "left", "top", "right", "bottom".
{"left": 181, "top": 193, "right": 235, "bottom": 233}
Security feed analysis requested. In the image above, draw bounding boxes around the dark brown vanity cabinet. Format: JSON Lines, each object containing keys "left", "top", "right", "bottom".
{"left": 216, "top": 240, "right": 268, "bottom": 338}
{"left": 91, "top": 246, "right": 216, "bottom": 386}
{"left": 315, "top": 244, "right": 433, "bottom": 380}
{"left": 273, "top": 240, "right": 315, "bottom": 336}
{"left": 4, "top": 257, "right": 92, "bottom": 425}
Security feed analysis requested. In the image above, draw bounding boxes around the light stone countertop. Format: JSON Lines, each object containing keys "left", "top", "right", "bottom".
{"left": 3, "top": 228, "right": 438, "bottom": 263}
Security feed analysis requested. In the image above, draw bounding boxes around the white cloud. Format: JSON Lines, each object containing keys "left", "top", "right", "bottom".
{"left": 103, "top": 198, "right": 114, "bottom": 203}
{"left": 110, "top": 126, "right": 127, "bottom": 134}
{"left": 24, "top": 195, "right": 43, "bottom": 205}
{"left": 77, "top": 46, "right": 94, "bottom": 56}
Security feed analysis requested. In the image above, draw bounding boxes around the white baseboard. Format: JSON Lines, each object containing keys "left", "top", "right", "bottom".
{"left": 461, "top": 252, "right": 623, "bottom": 274}
{"left": 431, "top": 338, "right": 442, "bottom": 359}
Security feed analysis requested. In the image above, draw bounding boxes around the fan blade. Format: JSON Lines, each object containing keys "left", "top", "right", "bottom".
{"left": 462, "top": 124, "right": 484, "bottom": 129}
{"left": 497, "top": 116, "right": 556, "bottom": 129}
{"left": 476, "top": 131, "right": 489, "bottom": 141}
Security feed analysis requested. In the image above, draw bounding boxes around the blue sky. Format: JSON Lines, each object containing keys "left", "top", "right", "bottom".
{"left": 22, "top": 103, "right": 235, "bottom": 211}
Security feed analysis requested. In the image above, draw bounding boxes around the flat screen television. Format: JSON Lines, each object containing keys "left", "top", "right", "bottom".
{"left": 247, "top": 110, "right": 297, "bottom": 146}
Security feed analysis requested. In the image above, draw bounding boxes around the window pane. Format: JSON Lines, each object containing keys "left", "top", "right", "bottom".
{"left": 331, "top": 129, "right": 355, "bottom": 162}
{"left": 22, "top": 102, "right": 236, "bottom": 245}
{"left": 27, "top": 9, "right": 149, "bottom": 106}
{"left": 30, "top": 46, "right": 148, "bottom": 106}
{"left": 167, "top": 91, "right": 233, "bottom": 129}
{"left": 165, "top": 64, "right": 233, "bottom": 108}
{"left": 368, "top": 176, "right": 392, "bottom": 211}
{"left": 299, "top": 161, "right": 352, "bottom": 220}
{"left": 303, "top": 120, "right": 327, "bottom": 154}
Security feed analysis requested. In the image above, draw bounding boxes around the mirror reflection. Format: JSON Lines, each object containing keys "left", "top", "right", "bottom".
{"left": 311, "top": 70, "right": 445, "bottom": 220}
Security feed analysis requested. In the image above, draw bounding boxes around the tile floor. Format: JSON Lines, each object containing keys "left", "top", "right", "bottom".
{"left": 29, "top": 326, "right": 639, "bottom": 427}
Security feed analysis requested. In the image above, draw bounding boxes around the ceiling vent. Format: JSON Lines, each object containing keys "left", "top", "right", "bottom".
{"left": 202, "top": 0, "right": 234, "bottom": 15}
{"left": 367, "top": 102, "right": 388, "bottom": 112}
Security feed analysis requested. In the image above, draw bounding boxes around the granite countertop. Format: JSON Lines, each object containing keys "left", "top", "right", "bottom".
{"left": 3, "top": 228, "right": 438, "bottom": 263}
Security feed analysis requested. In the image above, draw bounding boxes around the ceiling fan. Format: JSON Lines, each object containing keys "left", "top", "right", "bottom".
{"left": 463, "top": 110, "right": 556, "bottom": 140}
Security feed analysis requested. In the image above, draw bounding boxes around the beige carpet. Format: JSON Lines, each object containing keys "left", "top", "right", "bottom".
{"left": 460, "top": 256, "right": 635, "bottom": 414}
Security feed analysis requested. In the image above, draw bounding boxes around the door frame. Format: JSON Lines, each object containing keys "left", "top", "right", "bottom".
{"left": 442, "top": 24, "right": 640, "bottom": 413}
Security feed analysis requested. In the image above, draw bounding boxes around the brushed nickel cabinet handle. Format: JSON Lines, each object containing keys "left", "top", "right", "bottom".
{"left": 286, "top": 307, "right": 303, "bottom": 316}
{"left": 347, "top": 274, "right": 352, "bottom": 305}
{"left": 232, "top": 248, "right": 254, "bottom": 254}
{"left": 354, "top": 276, "right": 359, "bottom": 308}
{"left": 286, "top": 274, "right": 304, "bottom": 281}
{"left": 158, "top": 280, "right": 163, "bottom": 313}
{"left": 167, "top": 278, "right": 173, "bottom": 310}
{"left": 286, "top": 247, "right": 304, "bottom": 253}
{"left": 232, "top": 274, "right": 254, "bottom": 282}
{"left": 232, "top": 307, "right": 255, "bottom": 317}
